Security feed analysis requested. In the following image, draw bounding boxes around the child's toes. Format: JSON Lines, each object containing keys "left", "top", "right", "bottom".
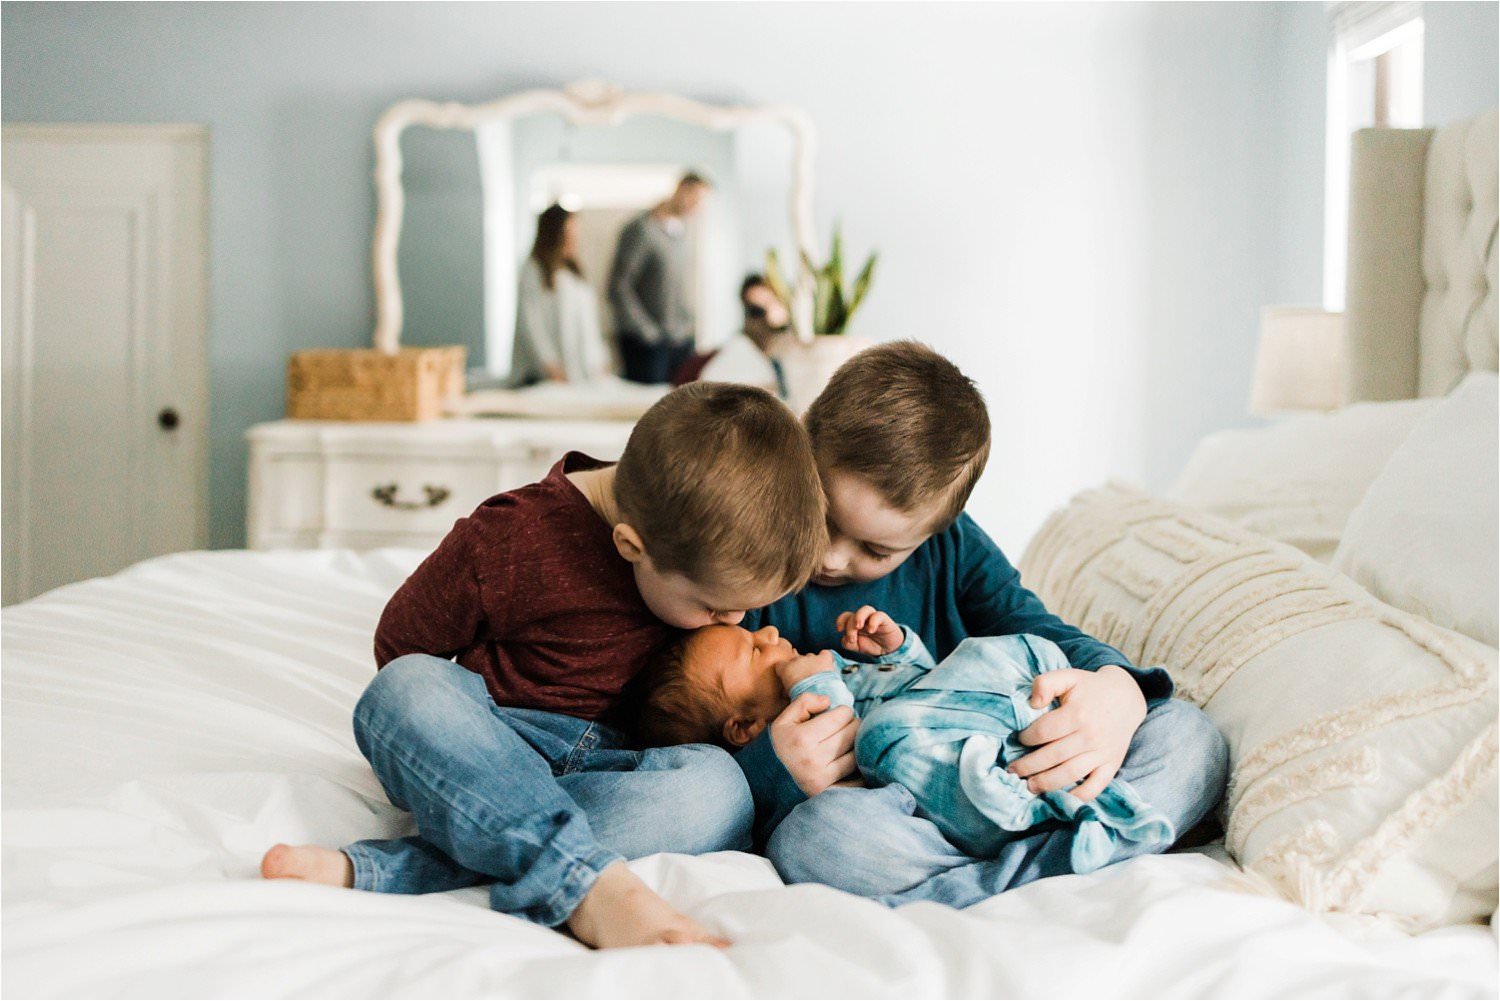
{"left": 260, "top": 844, "right": 293, "bottom": 879}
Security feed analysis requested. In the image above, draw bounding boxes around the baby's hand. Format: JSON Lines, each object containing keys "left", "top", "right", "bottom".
{"left": 836, "top": 606, "right": 904, "bottom": 656}
{"left": 775, "top": 650, "right": 835, "bottom": 691}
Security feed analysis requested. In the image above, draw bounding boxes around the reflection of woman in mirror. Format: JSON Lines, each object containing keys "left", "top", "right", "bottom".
{"left": 510, "top": 204, "right": 607, "bottom": 386}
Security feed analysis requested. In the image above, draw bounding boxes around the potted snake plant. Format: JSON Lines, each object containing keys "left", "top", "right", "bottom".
{"left": 765, "top": 224, "right": 878, "bottom": 413}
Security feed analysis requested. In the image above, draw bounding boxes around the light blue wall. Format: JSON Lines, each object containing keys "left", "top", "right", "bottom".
{"left": 1425, "top": 2, "right": 1500, "bottom": 125}
{"left": 2, "top": 2, "right": 1493, "bottom": 548}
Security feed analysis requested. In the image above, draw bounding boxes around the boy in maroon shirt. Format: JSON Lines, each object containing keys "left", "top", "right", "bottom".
{"left": 261, "top": 383, "right": 826, "bottom": 949}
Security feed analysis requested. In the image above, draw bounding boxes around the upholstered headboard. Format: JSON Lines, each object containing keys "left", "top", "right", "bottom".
{"left": 1345, "top": 109, "right": 1499, "bottom": 402}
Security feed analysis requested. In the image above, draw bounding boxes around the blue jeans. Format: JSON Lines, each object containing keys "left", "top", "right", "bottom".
{"left": 342, "top": 654, "right": 754, "bottom": 926}
{"left": 765, "top": 698, "right": 1228, "bottom": 908}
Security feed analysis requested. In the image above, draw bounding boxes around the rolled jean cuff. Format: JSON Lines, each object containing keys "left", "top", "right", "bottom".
{"left": 343, "top": 838, "right": 622, "bottom": 927}
{"left": 532, "top": 844, "right": 624, "bottom": 927}
{"left": 342, "top": 842, "right": 383, "bottom": 893}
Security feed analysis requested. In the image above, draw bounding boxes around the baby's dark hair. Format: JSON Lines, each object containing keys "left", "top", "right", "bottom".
{"left": 636, "top": 633, "right": 732, "bottom": 749}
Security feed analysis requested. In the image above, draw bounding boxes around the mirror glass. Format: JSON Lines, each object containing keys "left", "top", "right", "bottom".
{"left": 397, "top": 111, "right": 797, "bottom": 384}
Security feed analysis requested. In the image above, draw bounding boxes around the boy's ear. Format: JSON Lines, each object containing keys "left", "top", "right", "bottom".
{"left": 612, "top": 523, "right": 647, "bottom": 565}
{"left": 723, "top": 716, "right": 769, "bottom": 748}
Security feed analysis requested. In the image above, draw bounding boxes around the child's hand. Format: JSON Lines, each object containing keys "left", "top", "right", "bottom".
{"left": 769, "top": 693, "right": 858, "bottom": 797}
{"left": 1007, "top": 665, "right": 1147, "bottom": 801}
{"left": 775, "top": 649, "right": 835, "bottom": 691}
{"left": 836, "top": 606, "right": 904, "bottom": 656}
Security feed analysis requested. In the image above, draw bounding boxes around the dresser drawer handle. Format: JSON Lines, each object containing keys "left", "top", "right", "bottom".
{"left": 371, "top": 483, "right": 451, "bottom": 510}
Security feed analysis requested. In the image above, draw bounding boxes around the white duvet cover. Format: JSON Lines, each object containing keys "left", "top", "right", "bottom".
{"left": 3, "top": 550, "right": 1496, "bottom": 999}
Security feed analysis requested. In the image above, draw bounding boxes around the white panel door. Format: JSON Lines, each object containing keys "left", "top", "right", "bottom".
{"left": 2, "top": 125, "right": 208, "bottom": 605}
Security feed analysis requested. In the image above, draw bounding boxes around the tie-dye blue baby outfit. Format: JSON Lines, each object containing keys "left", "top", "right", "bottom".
{"left": 790, "top": 628, "right": 1175, "bottom": 873}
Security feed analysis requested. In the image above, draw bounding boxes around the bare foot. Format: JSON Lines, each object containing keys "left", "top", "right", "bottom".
{"left": 260, "top": 843, "right": 354, "bottom": 888}
{"left": 565, "top": 862, "right": 728, "bottom": 950}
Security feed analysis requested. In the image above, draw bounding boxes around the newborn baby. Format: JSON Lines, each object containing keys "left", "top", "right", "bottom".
{"left": 638, "top": 607, "right": 1174, "bottom": 874}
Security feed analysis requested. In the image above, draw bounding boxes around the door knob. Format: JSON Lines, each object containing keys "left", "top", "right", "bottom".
{"left": 158, "top": 407, "right": 180, "bottom": 431}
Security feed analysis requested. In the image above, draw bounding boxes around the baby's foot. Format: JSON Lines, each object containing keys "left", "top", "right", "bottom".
{"left": 565, "top": 861, "right": 728, "bottom": 950}
{"left": 260, "top": 843, "right": 354, "bottom": 888}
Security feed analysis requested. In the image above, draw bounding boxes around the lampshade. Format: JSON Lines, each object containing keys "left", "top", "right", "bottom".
{"left": 1249, "top": 307, "right": 1347, "bottom": 415}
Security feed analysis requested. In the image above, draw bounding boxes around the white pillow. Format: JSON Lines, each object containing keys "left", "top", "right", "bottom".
{"left": 1022, "top": 484, "right": 1498, "bottom": 930}
{"left": 1167, "top": 399, "right": 1435, "bottom": 563}
{"left": 1333, "top": 372, "right": 1499, "bottom": 647}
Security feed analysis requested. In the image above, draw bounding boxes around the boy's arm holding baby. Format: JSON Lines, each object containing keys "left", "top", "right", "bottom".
{"left": 952, "top": 520, "right": 1171, "bottom": 802}
{"left": 757, "top": 524, "right": 1168, "bottom": 809}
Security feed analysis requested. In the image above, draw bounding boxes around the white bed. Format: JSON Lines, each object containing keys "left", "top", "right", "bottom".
{"left": 4, "top": 548, "right": 1496, "bottom": 999}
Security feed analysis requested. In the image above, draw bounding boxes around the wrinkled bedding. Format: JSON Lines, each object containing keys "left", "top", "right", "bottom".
{"left": 3, "top": 550, "right": 1495, "bottom": 999}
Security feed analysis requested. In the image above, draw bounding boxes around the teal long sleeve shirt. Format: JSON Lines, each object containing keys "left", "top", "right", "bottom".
{"left": 733, "top": 512, "right": 1173, "bottom": 842}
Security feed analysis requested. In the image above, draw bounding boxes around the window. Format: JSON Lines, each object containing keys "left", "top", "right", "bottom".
{"left": 1324, "top": 1, "right": 1424, "bottom": 310}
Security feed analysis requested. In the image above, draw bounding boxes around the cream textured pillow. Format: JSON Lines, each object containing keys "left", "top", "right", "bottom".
{"left": 1021, "top": 484, "right": 1498, "bottom": 930}
{"left": 1166, "top": 398, "right": 1435, "bottom": 563}
{"left": 1332, "top": 372, "right": 1499, "bottom": 646}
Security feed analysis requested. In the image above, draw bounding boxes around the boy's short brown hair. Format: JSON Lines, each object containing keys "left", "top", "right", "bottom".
{"left": 615, "top": 382, "right": 826, "bottom": 593}
{"left": 635, "top": 633, "right": 729, "bottom": 748}
{"left": 805, "top": 341, "right": 990, "bottom": 531}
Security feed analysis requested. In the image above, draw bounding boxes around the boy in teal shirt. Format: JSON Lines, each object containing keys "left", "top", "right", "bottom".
{"left": 734, "top": 342, "right": 1228, "bottom": 907}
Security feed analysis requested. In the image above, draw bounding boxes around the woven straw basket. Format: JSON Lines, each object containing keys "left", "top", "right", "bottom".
{"left": 286, "top": 347, "right": 466, "bottom": 422}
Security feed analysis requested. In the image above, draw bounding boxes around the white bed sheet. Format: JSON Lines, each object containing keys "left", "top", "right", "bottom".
{"left": 3, "top": 550, "right": 1496, "bottom": 999}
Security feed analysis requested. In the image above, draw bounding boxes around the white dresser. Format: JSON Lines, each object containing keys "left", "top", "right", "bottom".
{"left": 245, "top": 418, "right": 635, "bottom": 551}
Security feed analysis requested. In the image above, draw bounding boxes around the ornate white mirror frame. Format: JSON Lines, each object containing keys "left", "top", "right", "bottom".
{"left": 370, "top": 79, "right": 818, "bottom": 355}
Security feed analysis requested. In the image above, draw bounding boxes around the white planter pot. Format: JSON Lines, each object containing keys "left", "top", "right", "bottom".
{"left": 777, "top": 335, "right": 870, "bottom": 415}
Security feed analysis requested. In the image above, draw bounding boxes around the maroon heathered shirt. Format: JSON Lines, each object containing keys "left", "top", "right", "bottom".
{"left": 373, "top": 452, "right": 672, "bottom": 722}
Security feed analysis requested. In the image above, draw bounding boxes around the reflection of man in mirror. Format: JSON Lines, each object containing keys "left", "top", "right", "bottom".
{"left": 608, "top": 172, "right": 710, "bottom": 384}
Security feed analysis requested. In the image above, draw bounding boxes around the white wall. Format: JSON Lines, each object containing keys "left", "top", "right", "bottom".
{"left": 3, "top": 2, "right": 1488, "bottom": 553}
